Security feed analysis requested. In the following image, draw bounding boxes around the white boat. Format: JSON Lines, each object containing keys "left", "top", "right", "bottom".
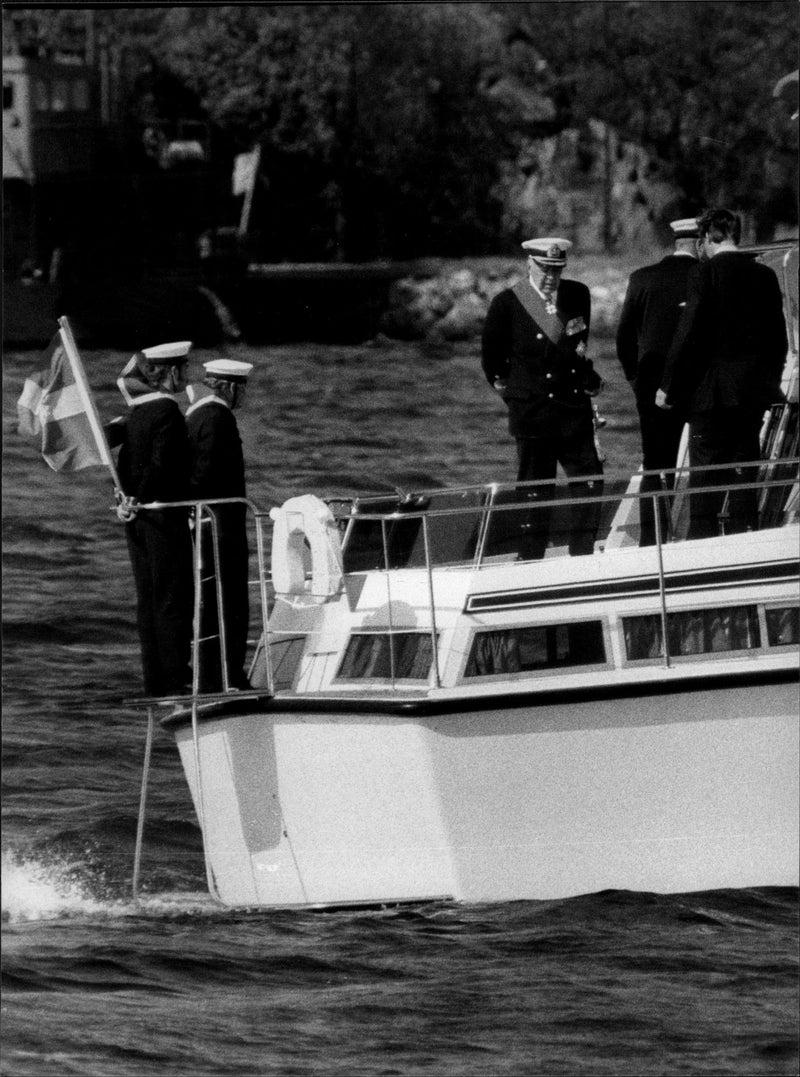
{"left": 148, "top": 242, "right": 799, "bottom": 910}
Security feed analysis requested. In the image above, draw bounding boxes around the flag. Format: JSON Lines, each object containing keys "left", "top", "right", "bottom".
{"left": 17, "top": 330, "right": 106, "bottom": 472}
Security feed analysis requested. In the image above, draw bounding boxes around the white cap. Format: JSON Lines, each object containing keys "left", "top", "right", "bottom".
{"left": 141, "top": 341, "right": 192, "bottom": 362}
{"left": 521, "top": 237, "right": 572, "bottom": 265}
{"left": 203, "top": 358, "right": 253, "bottom": 382}
{"left": 669, "top": 218, "right": 700, "bottom": 238}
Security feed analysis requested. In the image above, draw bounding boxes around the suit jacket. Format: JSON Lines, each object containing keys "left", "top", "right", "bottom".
{"left": 117, "top": 396, "right": 191, "bottom": 505}
{"left": 615, "top": 254, "right": 698, "bottom": 399}
{"left": 661, "top": 250, "right": 788, "bottom": 413}
{"left": 481, "top": 277, "right": 600, "bottom": 437}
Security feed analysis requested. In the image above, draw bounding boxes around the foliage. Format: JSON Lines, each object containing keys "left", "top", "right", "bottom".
{"left": 4, "top": 3, "right": 798, "bottom": 255}
{"left": 504, "top": 1, "right": 798, "bottom": 237}
{"left": 146, "top": 5, "right": 512, "bottom": 259}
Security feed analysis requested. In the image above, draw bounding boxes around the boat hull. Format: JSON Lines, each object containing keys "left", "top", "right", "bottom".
{"left": 172, "top": 674, "right": 799, "bottom": 907}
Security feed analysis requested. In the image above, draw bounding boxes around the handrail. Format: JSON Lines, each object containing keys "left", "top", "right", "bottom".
{"left": 123, "top": 457, "right": 798, "bottom": 707}
{"left": 331, "top": 471, "right": 797, "bottom": 527}
{"left": 327, "top": 456, "right": 799, "bottom": 510}
{"left": 128, "top": 496, "right": 272, "bottom": 707}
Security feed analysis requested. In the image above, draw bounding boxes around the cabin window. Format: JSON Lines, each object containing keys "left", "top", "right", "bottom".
{"left": 3, "top": 83, "right": 13, "bottom": 110}
{"left": 765, "top": 606, "right": 799, "bottom": 647}
{"left": 337, "top": 632, "right": 434, "bottom": 681}
{"left": 268, "top": 635, "right": 306, "bottom": 691}
{"left": 623, "top": 605, "right": 761, "bottom": 661}
{"left": 465, "top": 621, "right": 606, "bottom": 677}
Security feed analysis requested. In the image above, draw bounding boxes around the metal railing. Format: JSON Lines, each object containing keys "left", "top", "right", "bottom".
{"left": 129, "top": 459, "right": 798, "bottom": 900}
{"left": 324, "top": 456, "right": 798, "bottom": 690}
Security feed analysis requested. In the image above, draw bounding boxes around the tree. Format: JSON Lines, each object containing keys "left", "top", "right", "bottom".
{"left": 504, "top": 1, "right": 798, "bottom": 238}
{"left": 147, "top": 5, "right": 512, "bottom": 258}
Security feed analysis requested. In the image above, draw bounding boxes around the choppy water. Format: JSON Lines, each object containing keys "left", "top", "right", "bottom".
{"left": 2, "top": 339, "right": 798, "bottom": 1076}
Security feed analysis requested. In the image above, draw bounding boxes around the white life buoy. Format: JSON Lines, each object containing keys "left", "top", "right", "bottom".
{"left": 269, "top": 494, "right": 344, "bottom": 598}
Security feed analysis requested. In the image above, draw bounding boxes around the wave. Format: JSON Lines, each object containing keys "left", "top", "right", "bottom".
{"left": 1, "top": 850, "right": 216, "bottom": 925}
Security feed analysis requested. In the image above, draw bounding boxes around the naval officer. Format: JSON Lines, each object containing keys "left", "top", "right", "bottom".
{"left": 115, "top": 341, "right": 194, "bottom": 698}
{"left": 186, "top": 358, "right": 253, "bottom": 691}
{"left": 616, "top": 217, "right": 700, "bottom": 544}
{"left": 481, "top": 237, "right": 604, "bottom": 559}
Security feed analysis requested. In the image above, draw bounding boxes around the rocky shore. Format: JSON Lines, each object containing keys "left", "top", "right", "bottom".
{"left": 377, "top": 254, "right": 646, "bottom": 342}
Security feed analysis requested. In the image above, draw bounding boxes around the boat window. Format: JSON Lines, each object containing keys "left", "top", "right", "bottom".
{"left": 342, "top": 490, "right": 487, "bottom": 571}
{"left": 465, "top": 621, "right": 605, "bottom": 677}
{"left": 623, "top": 606, "right": 761, "bottom": 661}
{"left": 3, "top": 83, "right": 13, "bottom": 110}
{"left": 337, "top": 632, "right": 434, "bottom": 680}
{"left": 765, "top": 606, "right": 799, "bottom": 647}
{"left": 269, "top": 635, "right": 306, "bottom": 691}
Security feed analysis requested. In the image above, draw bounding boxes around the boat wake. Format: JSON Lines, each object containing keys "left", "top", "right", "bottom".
{"left": 1, "top": 851, "right": 216, "bottom": 924}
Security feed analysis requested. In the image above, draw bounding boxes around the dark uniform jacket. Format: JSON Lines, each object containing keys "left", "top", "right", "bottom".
{"left": 481, "top": 278, "right": 600, "bottom": 437}
{"left": 185, "top": 394, "right": 249, "bottom": 691}
{"left": 615, "top": 254, "right": 698, "bottom": 400}
{"left": 661, "top": 251, "right": 788, "bottom": 413}
{"left": 186, "top": 398, "right": 246, "bottom": 504}
{"left": 118, "top": 395, "right": 191, "bottom": 503}
{"left": 115, "top": 390, "right": 193, "bottom": 698}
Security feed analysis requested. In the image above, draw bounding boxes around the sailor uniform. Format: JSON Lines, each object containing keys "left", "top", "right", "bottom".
{"left": 482, "top": 274, "right": 603, "bottom": 558}
{"left": 117, "top": 392, "right": 193, "bottom": 697}
{"left": 186, "top": 389, "right": 250, "bottom": 691}
{"left": 616, "top": 252, "right": 698, "bottom": 544}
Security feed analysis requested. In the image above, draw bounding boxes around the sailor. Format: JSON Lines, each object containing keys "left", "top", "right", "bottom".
{"left": 481, "top": 237, "right": 604, "bottom": 559}
{"left": 186, "top": 358, "right": 254, "bottom": 691}
{"left": 615, "top": 217, "right": 701, "bottom": 545}
{"left": 115, "top": 341, "right": 194, "bottom": 698}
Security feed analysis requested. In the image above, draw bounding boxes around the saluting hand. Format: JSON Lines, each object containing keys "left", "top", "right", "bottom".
{"left": 655, "top": 389, "right": 671, "bottom": 410}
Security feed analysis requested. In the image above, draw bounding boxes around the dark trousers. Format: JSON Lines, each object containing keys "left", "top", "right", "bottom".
{"left": 126, "top": 511, "right": 194, "bottom": 696}
{"left": 687, "top": 407, "right": 763, "bottom": 539}
{"left": 636, "top": 395, "right": 686, "bottom": 546}
{"left": 195, "top": 508, "right": 250, "bottom": 691}
{"left": 514, "top": 417, "right": 604, "bottom": 560}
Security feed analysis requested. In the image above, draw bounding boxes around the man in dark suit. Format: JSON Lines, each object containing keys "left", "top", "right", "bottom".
{"left": 115, "top": 341, "right": 194, "bottom": 698}
{"left": 616, "top": 218, "right": 700, "bottom": 545}
{"left": 482, "top": 237, "right": 604, "bottom": 559}
{"left": 657, "top": 208, "right": 788, "bottom": 538}
{"left": 186, "top": 358, "right": 253, "bottom": 691}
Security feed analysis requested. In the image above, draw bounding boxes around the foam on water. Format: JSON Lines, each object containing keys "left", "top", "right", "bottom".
{"left": 2, "top": 851, "right": 225, "bottom": 924}
{"left": 1, "top": 851, "right": 109, "bottom": 923}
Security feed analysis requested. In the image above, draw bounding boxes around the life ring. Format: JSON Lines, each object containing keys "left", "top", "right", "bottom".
{"left": 269, "top": 494, "right": 344, "bottom": 598}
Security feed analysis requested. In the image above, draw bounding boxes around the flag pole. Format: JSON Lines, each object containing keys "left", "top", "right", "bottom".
{"left": 57, "top": 315, "right": 123, "bottom": 491}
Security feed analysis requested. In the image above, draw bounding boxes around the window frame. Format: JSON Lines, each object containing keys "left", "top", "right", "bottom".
{"left": 335, "top": 630, "right": 438, "bottom": 684}
{"left": 619, "top": 602, "right": 765, "bottom": 666}
{"left": 459, "top": 617, "right": 612, "bottom": 682}
{"left": 763, "top": 603, "right": 800, "bottom": 649}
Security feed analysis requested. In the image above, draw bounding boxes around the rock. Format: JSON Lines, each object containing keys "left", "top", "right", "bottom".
{"left": 448, "top": 268, "right": 478, "bottom": 296}
{"left": 379, "top": 294, "right": 440, "bottom": 339}
{"left": 433, "top": 292, "right": 488, "bottom": 341}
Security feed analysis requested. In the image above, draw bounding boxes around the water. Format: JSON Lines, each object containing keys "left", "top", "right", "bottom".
{"left": 2, "top": 339, "right": 798, "bottom": 1076}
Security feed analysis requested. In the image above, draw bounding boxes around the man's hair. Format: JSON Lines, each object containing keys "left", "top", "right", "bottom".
{"left": 697, "top": 208, "right": 741, "bottom": 245}
{"left": 135, "top": 354, "right": 183, "bottom": 390}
